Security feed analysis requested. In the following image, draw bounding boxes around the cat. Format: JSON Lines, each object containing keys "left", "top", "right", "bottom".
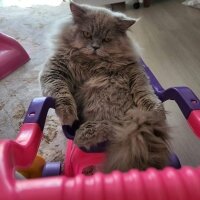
{"left": 40, "top": 1, "right": 170, "bottom": 173}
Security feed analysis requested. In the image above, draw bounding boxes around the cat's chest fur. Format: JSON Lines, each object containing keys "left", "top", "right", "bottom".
{"left": 70, "top": 59, "right": 135, "bottom": 121}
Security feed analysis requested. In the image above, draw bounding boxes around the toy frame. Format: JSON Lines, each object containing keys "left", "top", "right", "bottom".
{"left": 1, "top": 60, "right": 200, "bottom": 200}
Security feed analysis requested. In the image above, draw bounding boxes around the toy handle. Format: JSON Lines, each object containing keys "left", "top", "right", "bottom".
{"left": 160, "top": 87, "right": 200, "bottom": 118}
{"left": 0, "top": 97, "right": 55, "bottom": 178}
{"left": 8, "top": 167, "right": 200, "bottom": 200}
{"left": 142, "top": 59, "right": 200, "bottom": 138}
{"left": 0, "top": 123, "right": 43, "bottom": 199}
{"left": 0, "top": 97, "right": 56, "bottom": 198}
{"left": 160, "top": 87, "right": 200, "bottom": 138}
{"left": 23, "top": 96, "right": 55, "bottom": 130}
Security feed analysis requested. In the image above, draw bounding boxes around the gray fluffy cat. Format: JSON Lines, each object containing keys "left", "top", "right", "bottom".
{"left": 40, "top": 1, "right": 170, "bottom": 173}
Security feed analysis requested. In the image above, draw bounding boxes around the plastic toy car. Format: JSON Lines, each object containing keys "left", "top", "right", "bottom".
{"left": 1, "top": 59, "right": 200, "bottom": 200}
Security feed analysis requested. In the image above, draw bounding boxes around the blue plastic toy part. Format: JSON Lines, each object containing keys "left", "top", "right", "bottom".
{"left": 42, "top": 162, "right": 62, "bottom": 177}
{"left": 62, "top": 120, "right": 80, "bottom": 139}
{"left": 23, "top": 97, "right": 55, "bottom": 131}
{"left": 141, "top": 59, "right": 200, "bottom": 119}
{"left": 168, "top": 153, "right": 181, "bottom": 169}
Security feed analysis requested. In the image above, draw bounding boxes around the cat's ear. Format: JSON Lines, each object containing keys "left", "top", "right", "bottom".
{"left": 117, "top": 17, "right": 137, "bottom": 31}
{"left": 70, "top": 1, "right": 86, "bottom": 22}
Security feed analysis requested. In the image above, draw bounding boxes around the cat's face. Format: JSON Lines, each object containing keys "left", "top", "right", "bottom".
{"left": 69, "top": 2, "right": 136, "bottom": 59}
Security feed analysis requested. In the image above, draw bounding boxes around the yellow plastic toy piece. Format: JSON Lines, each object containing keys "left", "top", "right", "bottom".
{"left": 17, "top": 155, "right": 46, "bottom": 178}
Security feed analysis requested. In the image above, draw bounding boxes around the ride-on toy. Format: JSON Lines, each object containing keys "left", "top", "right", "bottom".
{"left": 1, "top": 60, "right": 200, "bottom": 200}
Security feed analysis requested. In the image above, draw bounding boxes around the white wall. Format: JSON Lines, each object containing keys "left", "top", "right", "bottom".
{"left": 73, "top": 0, "right": 144, "bottom": 6}
{"left": 73, "top": 0, "right": 126, "bottom": 6}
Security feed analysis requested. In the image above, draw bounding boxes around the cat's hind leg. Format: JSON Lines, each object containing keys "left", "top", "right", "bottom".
{"left": 74, "top": 120, "right": 115, "bottom": 150}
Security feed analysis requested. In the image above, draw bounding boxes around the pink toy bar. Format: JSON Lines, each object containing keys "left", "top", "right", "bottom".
{"left": 0, "top": 32, "right": 30, "bottom": 80}
{"left": 1, "top": 60, "right": 200, "bottom": 200}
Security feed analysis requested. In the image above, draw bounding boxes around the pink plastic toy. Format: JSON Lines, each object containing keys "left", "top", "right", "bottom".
{"left": 0, "top": 32, "right": 30, "bottom": 80}
{"left": 1, "top": 60, "right": 200, "bottom": 200}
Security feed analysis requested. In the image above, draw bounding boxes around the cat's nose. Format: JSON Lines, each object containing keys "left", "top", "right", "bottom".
{"left": 92, "top": 44, "right": 100, "bottom": 50}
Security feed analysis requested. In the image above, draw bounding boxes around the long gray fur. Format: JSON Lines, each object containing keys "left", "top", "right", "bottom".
{"left": 40, "top": 1, "right": 170, "bottom": 172}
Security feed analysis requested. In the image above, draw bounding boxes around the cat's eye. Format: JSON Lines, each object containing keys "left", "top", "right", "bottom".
{"left": 103, "top": 37, "right": 112, "bottom": 43}
{"left": 83, "top": 31, "right": 92, "bottom": 39}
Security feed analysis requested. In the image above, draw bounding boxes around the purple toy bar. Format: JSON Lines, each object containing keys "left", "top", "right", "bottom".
{"left": 141, "top": 59, "right": 200, "bottom": 118}
{"left": 141, "top": 59, "right": 164, "bottom": 97}
{"left": 24, "top": 97, "right": 55, "bottom": 131}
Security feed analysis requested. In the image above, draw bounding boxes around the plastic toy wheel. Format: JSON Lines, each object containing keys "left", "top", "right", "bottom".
{"left": 133, "top": 2, "right": 140, "bottom": 9}
{"left": 42, "top": 162, "right": 62, "bottom": 177}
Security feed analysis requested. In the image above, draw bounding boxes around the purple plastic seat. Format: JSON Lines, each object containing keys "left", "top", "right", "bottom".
{"left": 0, "top": 32, "right": 30, "bottom": 80}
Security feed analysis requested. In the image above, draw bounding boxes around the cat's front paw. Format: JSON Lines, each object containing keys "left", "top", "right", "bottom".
{"left": 74, "top": 121, "right": 99, "bottom": 150}
{"left": 74, "top": 121, "right": 112, "bottom": 150}
{"left": 55, "top": 106, "right": 78, "bottom": 126}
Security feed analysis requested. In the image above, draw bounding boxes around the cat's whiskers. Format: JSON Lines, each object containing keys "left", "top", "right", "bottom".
{"left": 79, "top": 47, "right": 109, "bottom": 58}
{"left": 96, "top": 49, "right": 109, "bottom": 57}
{"left": 80, "top": 47, "right": 94, "bottom": 55}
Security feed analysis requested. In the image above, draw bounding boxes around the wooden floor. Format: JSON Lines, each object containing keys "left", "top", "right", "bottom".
{"left": 114, "top": 0, "right": 200, "bottom": 166}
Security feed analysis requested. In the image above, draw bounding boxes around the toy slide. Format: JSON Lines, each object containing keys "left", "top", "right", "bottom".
{"left": 0, "top": 32, "right": 30, "bottom": 80}
{"left": 1, "top": 60, "right": 200, "bottom": 200}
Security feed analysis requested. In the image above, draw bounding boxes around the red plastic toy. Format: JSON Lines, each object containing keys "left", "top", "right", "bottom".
{"left": 1, "top": 60, "right": 200, "bottom": 200}
{"left": 0, "top": 32, "right": 30, "bottom": 80}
